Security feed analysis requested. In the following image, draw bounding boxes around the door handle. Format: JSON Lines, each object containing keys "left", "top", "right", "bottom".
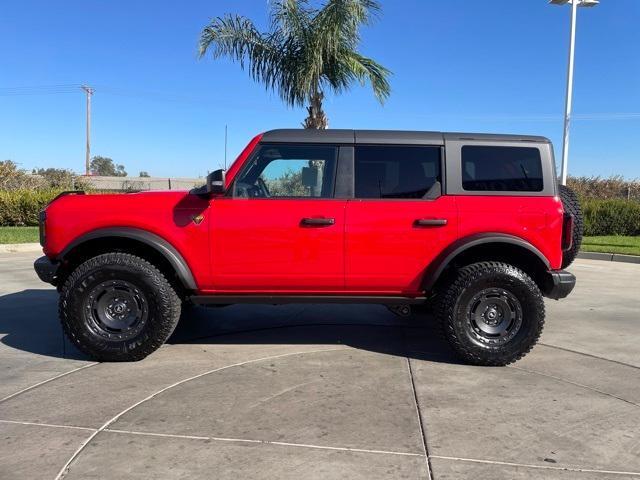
{"left": 414, "top": 218, "right": 448, "bottom": 227}
{"left": 301, "top": 217, "right": 335, "bottom": 227}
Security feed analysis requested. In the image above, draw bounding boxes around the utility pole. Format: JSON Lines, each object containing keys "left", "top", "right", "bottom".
{"left": 80, "top": 85, "right": 95, "bottom": 176}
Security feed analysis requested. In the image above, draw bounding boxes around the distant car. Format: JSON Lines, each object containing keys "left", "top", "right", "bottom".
{"left": 34, "top": 129, "right": 582, "bottom": 365}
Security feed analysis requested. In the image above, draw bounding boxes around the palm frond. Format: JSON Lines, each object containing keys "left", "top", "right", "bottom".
{"left": 270, "top": 0, "right": 312, "bottom": 36}
{"left": 340, "top": 51, "right": 391, "bottom": 103}
{"left": 198, "top": 0, "right": 391, "bottom": 114}
{"left": 198, "top": 14, "right": 283, "bottom": 92}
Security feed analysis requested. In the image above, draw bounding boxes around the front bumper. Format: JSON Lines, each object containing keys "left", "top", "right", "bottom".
{"left": 543, "top": 269, "right": 576, "bottom": 300}
{"left": 34, "top": 256, "right": 59, "bottom": 285}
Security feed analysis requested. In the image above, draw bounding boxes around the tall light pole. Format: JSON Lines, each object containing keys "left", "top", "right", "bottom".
{"left": 80, "top": 85, "right": 95, "bottom": 176}
{"left": 550, "top": 0, "right": 599, "bottom": 185}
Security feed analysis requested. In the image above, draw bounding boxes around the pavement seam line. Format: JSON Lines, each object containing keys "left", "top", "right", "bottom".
{"left": 0, "top": 419, "right": 95, "bottom": 432}
{"left": 0, "top": 419, "right": 423, "bottom": 458}
{"left": 104, "top": 428, "right": 425, "bottom": 457}
{"left": 0, "top": 362, "right": 99, "bottom": 404}
{"left": 540, "top": 343, "right": 640, "bottom": 370}
{"left": 53, "top": 347, "right": 347, "bottom": 480}
{"left": 406, "top": 357, "right": 434, "bottom": 480}
{"left": 431, "top": 455, "right": 640, "bottom": 477}
{"left": 509, "top": 365, "right": 640, "bottom": 408}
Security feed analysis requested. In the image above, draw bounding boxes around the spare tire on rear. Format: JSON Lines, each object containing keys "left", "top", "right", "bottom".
{"left": 558, "top": 184, "right": 583, "bottom": 268}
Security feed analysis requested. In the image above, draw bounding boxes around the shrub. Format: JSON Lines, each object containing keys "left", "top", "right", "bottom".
{"left": 582, "top": 199, "right": 640, "bottom": 236}
{"left": 0, "top": 161, "right": 44, "bottom": 190}
{"left": 32, "top": 168, "right": 92, "bottom": 190}
{"left": 0, "top": 189, "right": 64, "bottom": 226}
{"left": 568, "top": 175, "right": 640, "bottom": 201}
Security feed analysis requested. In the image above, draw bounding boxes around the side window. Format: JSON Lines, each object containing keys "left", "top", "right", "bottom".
{"left": 461, "top": 146, "right": 543, "bottom": 192}
{"left": 233, "top": 144, "right": 338, "bottom": 198}
{"left": 354, "top": 145, "right": 441, "bottom": 199}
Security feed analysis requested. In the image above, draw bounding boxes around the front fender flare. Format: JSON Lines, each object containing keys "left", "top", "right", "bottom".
{"left": 60, "top": 227, "right": 197, "bottom": 290}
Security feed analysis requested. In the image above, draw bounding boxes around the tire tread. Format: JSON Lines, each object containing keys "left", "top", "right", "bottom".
{"left": 435, "top": 261, "right": 545, "bottom": 366}
{"left": 59, "top": 252, "right": 181, "bottom": 361}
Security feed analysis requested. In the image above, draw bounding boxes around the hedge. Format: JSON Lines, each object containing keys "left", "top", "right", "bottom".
{"left": 1, "top": 189, "right": 639, "bottom": 236}
{"left": 582, "top": 198, "right": 640, "bottom": 236}
{"left": 0, "top": 189, "right": 64, "bottom": 226}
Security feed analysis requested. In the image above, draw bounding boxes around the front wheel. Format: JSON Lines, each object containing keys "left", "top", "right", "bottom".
{"left": 436, "top": 262, "right": 545, "bottom": 366}
{"left": 59, "top": 253, "right": 181, "bottom": 361}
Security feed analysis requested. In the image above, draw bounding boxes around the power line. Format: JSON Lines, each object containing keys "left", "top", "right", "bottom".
{"left": 1, "top": 84, "right": 640, "bottom": 122}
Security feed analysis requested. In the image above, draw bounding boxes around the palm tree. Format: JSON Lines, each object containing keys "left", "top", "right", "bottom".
{"left": 199, "top": 0, "right": 391, "bottom": 129}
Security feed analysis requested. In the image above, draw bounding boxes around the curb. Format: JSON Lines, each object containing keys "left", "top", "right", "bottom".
{"left": 578, "top": 251, "right": 640, "bottom": 264}
{"left": 0, "top": 243, "right": 42, "bottom": 254}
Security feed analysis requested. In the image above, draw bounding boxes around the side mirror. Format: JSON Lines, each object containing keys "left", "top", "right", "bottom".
{"left": 206, "top": 169, "right": 226, "bottom": 195}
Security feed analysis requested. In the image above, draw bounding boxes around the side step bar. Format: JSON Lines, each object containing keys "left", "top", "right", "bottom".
{"left": 190, "top": 295, "right": 428, "bottom": 306}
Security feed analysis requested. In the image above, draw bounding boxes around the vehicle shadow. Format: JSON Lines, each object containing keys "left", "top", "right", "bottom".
{"left": 0, "top": 289, "right": 461, "bottom": 364}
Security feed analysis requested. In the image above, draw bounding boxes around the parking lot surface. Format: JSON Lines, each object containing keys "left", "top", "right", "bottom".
{"left": 1, "top": 251, "right": 639, "bottom": 479}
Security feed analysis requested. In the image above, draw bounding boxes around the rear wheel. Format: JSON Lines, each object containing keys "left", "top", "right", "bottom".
{"left": 59, "top": 252, "right": 181, "bottom": 361}
{"left": 559, "top": 184, "right": 583, "bottom": 268}
{"left": 436, "top": 262, "right": 545, "bottom": 366}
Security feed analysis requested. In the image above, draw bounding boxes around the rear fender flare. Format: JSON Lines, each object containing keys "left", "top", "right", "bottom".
{"left": 423, "top": 233, "right": 551, "bottom": 291}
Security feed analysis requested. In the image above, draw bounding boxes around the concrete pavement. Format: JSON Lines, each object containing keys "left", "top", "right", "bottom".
{"left": 0, "top": 251, "right": 639, "bottom": 479}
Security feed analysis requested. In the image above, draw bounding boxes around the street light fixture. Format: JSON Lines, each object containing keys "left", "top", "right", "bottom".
{"left": 550, "top": 0, "right": 599, "bottom": 186}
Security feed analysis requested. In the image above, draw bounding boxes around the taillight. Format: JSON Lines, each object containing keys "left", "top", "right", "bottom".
{"left": 39, "top": 210, "right": 46, "bottom": 246}
{"left": 562, "top": 213, "right": 574, "bottom": 251}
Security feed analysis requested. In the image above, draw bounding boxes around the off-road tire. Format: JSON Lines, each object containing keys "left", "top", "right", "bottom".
{"left": 559, "top": 184, "right": 583, "bottom": 268}
{"left": 436, "top": 262, "right": 545, "bottom": 366}
{"left": 59, "top": 252, "right": 181, "bottom": 361}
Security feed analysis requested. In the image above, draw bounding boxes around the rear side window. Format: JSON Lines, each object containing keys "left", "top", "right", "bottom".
{"left": 461, "top": 146, "right": 543, "bottom": 192}
{"left": 355, "top": 146, "right": 441, "bottom": 199}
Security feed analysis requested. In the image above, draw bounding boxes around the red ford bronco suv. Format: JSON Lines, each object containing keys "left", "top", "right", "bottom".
{"left": 34, "top": 129, "right": 581, "bottom": 366}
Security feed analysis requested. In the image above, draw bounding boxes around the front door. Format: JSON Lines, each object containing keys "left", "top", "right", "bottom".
{"left": 345, "top": 144, "right": 458, "bottom": 294}
{"left": 210, "top": 143, "right": 346, "bottom": 292}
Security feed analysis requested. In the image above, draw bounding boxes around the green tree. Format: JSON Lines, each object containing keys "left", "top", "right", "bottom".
{"left": 139, "top": 171, "right": 150, "bottom": 178}
{"left": 199, "top": 0, "right": 391, "bottom": 129}
{"left": 90, "top": 156, "right": 127, "bottom": 177}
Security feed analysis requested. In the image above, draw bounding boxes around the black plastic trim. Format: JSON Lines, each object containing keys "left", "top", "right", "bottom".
{"left": 543, "top": 270, "right": 576, "bottom": 300}
{"left": 334, "top": 146, "right": 354, "bottom": 198}
{"left": 59, "top": 227, "right": 197, "bottom": 290}
{"left": 34, "top": 256, "right": 59, "bottom": 285}
{"left": 190, "top": 295, "right": 428, "bottom": 305}
{"left": 38, "top": 210, "right": 46, "bottom": 246}
{"left": 423, "top": 233, "right": 551, "bottom": 291}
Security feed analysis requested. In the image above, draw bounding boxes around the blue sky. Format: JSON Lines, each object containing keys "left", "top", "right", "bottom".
{"left": 1, "top": 0, "right": 638, "bottom": 178}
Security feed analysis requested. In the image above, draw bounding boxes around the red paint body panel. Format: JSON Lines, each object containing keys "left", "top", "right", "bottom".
{"left": 44, "top": 191, "right": 212, "bottom": 288}
{"left": 208, "top": 199, "right": 346, "bottom": 291}
{"left": 224, "top": 133, "right": 262, "bottom": 190}
{"left": 454, "top": 195, "right": 564, "bottom": 270}
{"left": 345, "top": 197, "right": 458, "bottom": 294}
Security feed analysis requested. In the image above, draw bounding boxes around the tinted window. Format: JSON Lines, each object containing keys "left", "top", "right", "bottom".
{"left": 233, "top": 144, "right": 337, "bottom": 198}
{"left": 355, "top": 146, "right": 441, "bottom": 199}
{"left": 462, "top": 146, "right": 543, "bottom": 192}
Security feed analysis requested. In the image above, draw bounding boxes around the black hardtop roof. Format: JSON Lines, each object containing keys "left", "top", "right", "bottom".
{"left": 261, "top": 129, "right": 550, "bottom": 145}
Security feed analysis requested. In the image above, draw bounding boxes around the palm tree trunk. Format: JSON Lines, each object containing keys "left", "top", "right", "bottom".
{"left": 302, "top": 91, "right": 328, "bottom": 129}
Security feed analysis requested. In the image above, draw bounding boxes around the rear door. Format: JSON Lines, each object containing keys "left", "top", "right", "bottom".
{"left": 345, "top": 144, "right": 458, "bottom": 294}
{"left": 210, "top": 143, "right": 347, "bottom": 292}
